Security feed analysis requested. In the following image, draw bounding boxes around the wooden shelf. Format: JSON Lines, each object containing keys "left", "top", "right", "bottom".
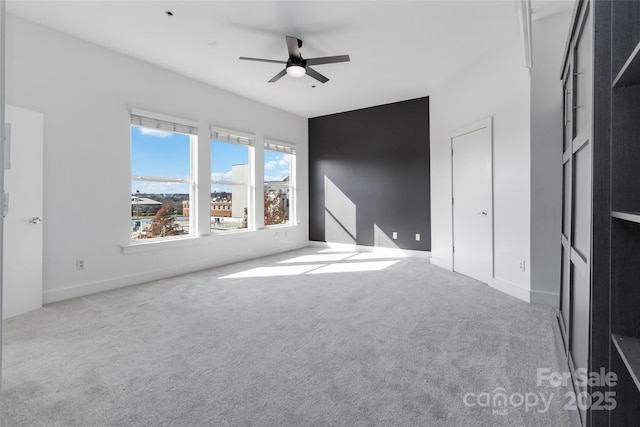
{"left": 613, "top": 40, "right": 640, "bottom": 88}
{"left": 612, "top": 211, "right": 640, "bottom": 224}
{"left": 612, "top": 335, "right": 640, "bottom": 392}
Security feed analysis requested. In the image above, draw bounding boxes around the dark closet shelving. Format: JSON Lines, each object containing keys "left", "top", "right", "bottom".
{"left": 557, "top": 1, "right": 640, "bottom": 425}
{"left": 610, "top": 84, "right": 640, "bottom": 214}
{"left": 612, "top": 40, "right": 640, "bottom": 88}
{"left": 612, "top": 335, "right": 640, "bottom": 392}
{"left": 611, "top": 211, "right": 640, "bottom": 224}
{"left": 609, "top": 0, "right": 640, "bottom": 424}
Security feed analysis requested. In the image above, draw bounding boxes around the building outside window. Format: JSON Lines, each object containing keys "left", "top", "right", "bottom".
{"left": 130, "top": 113, "right": 294, "bottom": 239}
{"left": 130, "top": 112, "right": 196, "bottom": 240}
{"left": 209, "top": 128, "right": 254, "bottom": 233}
{"left": 264, "top": 140, "right": 295, "bottom": 226}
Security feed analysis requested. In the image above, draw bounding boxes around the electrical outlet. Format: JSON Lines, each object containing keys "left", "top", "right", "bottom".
{"left": 415, "top": 233, "right": 421, "bottom": 241}
{"left": 392, "top": 231, "right": 398, "bottom": 240}
{"left": 519, "top": 261, "right": 525, "bottom": 272}
{"left": 76, "top": 259, "right": 85, "bottom": 270}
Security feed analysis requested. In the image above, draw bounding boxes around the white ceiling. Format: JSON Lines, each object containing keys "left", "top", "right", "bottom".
{"left": 6, "top": 0, "right": 573, "bottom": 118}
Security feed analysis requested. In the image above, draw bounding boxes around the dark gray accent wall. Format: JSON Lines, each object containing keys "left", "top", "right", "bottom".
{"left": 309, "top": 97, "right": 430, "bottom": 251}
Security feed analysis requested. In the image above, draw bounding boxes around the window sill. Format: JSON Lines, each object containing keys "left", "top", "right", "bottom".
{"left": 122, "top": 235, "right": 205, "bottom": 254}
{"left": 122, "top": 224, "right": 300, "bottom": 255}
{"left": 263, "top": 222, "right": 298, "bottom": 229}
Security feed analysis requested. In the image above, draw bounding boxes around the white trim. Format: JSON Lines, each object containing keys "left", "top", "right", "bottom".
{"left": 48, "top": 239, "right": 308, "bottom": 304}
{"left": 123, "top": 224, "right": 300, "bottom": 254}
{"left": 210, "top": 126, "right": 256, "bottom": 146}
{"left": 530, "top": 289, "right": 560, "bottom": 307}
{"left": 123, "top": 234, "right": 208, "bottom": 255}
{"left": 429, "top": 256, "right": 453, "bottom": 270}
{"left": 210, "top": 179, "right": 251, "bottom": 186}
{"left": 519, "top": 0, "right": 533, "bottom": 69}
{"left": 264, "top": 137, "right": 296, "bottom": 148}
{"left": 130, "top": 108, "right": 199, "bottom": 129}
{"left": 210, "top": 125, "right": 255, "bottom": 140}
{"left": 0, "top": 0, "right": 6, "bottom": 332}
{"left": 264, "top": 138, "right": 296, "bottom": 155}
{"left": 450, "top": 116, "right": 492, "bottom": 140}
{"left": 421, "top": 255, "right": 558, "bottom": 306}
{"left": 490, "top": 278, "right": 530, "bottom": 303}
{"left": 450, "top": 116, "right": 494, "bottom": 284}
{"left": 264, "top": 141, "right": 295, "bottom": 228}
{"left": 131, "top": 175, "right": 190, "bottom": 183}
{"left": 290, "top": 153, "right": 297, "bottom": 225}
{"left": 308, "top": 241, "right": 431, "bottom": 259}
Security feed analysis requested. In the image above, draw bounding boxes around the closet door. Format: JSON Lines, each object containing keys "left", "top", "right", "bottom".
{"left": 559, "top": 4, "right": 593, "bottom": 425}
{"left": 559, "top": 60, "right": 573, "bottom": 352}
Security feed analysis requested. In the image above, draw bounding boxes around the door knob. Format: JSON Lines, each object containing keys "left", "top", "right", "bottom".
{"left": 28, "top": 217, "right": 42, "bottom": 224}
{"left": 477, "top": 211, "right": 487, "bottom": 216}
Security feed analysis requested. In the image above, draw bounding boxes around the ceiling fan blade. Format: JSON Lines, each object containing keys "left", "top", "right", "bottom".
{"left": 305, "top": 55, "right": 351, "bottom": 66}
{"left": 239, "top": 57, "right": 287, "bottom": 64}
{"left": 268, "top": 68, "right": 288, "bottom": 83}
{"left": 286, "top": 36, "right": 302, "bottom": 59}
{"left": 305, "top": 66, "right": 329, "bottom": 84}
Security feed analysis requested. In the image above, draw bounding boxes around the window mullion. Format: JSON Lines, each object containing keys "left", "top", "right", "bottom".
{"left": 132, "top": 176, "right": 191, "bottom": 183}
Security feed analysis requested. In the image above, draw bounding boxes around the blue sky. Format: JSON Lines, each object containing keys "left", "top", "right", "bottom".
{"left": 131, "top": 126, "right": 190, "bottom": 178}
{"left": 131, "top": 126, "right": 291, "bottom": 194}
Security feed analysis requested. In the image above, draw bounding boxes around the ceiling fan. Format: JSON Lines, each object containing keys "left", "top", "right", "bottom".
{"left": 240, "top": 35, "right": 350, "bottom": 84}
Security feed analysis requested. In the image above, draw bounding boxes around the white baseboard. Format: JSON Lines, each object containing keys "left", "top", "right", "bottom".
{"left": 490, "top": 278, "right": 530, "bottom": 303}
{"left": 529, "top": 289, "right": 560, "bottom": 307}
{"left": 308, "top": 241, "right": 431, "bottom": 259}
{"left": 429, "top": 256, "right": 452, "bottom": 270}
{"left": 414, "top": 255, "right": 555, "bottom": 306}
{"left": 43, "top": 241, "right": 308, "bottom": 304}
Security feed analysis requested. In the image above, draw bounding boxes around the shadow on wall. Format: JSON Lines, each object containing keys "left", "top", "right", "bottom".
{"left": 308, "top": 97, "right": 430, "bottom": 251}
{"left": 374, "top": 223, "right": 400, "bottom": 249}
{"left": 324, "top": 176, "right": 400, "bottom": 249}
{"left": 324, "top": 176, "right": 356, "bottom": 244}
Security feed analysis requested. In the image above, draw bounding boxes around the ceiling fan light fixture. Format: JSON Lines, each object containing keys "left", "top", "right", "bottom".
{"left": 286, "top": 65, "right": 306, "bottom": 78}
{"left": 240, "top": 35, "right": 349, "bottom": 83}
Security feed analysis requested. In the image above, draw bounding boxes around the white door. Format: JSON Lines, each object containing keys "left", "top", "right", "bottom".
{"left": 3, "top": 105, "right": 44, "bottom": 319}
{"left": 452, "top": 119, "right": 493, "bottom": 284}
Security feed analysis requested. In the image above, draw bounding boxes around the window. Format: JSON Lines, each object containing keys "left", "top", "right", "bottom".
{"left": 210, "top": 128, "right": 254, "bottom": 233}
{"left": 130, "top": 112, "right": 197, "bottom": 240}
{"left": 264, "top": 140, "right": 295, "bottom": 226}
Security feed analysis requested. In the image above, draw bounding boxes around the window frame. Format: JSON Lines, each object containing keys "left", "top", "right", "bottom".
{"left": 210, "top": 126, "right": 256, "bottom": 233}
{"left": 263, "top": 138, "right": 296, "bottom": 227}
{"left": 129, "top": 109, "right": 198, "bottom": 241}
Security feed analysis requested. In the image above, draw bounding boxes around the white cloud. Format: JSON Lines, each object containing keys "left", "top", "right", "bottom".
{"left": 211, "top": 171, "right": 233, "bottom": 181}
{"left": 265, "top": 160, "right": 278, "bottom": 170}
{"left": 139, "top": 128, "right": 173, "bottom": 138}
{"left": 265, "top": 155, "right": 290, "bottom": 172}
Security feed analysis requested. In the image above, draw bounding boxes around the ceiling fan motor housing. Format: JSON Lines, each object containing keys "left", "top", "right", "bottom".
{"left": 239, "top": 35, "right": 349, "bottom": 83}
{"left": 287, "top": 57, "right": 306, "bottom": 69}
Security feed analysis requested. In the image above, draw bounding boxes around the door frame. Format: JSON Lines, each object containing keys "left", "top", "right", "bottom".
{"left": 450, "top": 117, "right": 494, "bottom": 283}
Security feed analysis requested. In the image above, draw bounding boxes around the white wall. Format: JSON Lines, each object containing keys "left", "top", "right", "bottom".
{"left": 429, "top": 38, "right": 532, "bottom": 302}
{"left": 530, "top": 11, "right": 572, "bottom": 306}
{"left": 6, "top": 15, "right": 309, "bottom": 303}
